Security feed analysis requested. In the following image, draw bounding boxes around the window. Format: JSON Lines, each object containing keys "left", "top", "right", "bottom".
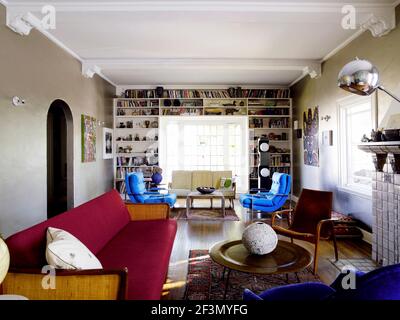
{"left": 159, "top": 116, "right": 248, "bottom": 192}
{"left": 338, "top": 96, "right": 374, "bottom": 196}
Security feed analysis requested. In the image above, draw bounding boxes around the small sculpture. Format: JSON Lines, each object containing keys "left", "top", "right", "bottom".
{"left": 361, "top": 134, "right": 372, "bottom": 143}
{"left": 371, "top": 129, "right": 383, "bottom": 142}
{"left": 242, "top": 222, "right": 278, "bottom": 255}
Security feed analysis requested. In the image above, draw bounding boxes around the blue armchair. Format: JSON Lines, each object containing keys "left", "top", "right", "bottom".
{"left": 243, "top": 263, "right": 400, "bottom": 300}
{"left": 125, "top": 172, "right": 177, "bottom": 207}
{"left": 239, "top": 173, "right": 291, "bottom": 212}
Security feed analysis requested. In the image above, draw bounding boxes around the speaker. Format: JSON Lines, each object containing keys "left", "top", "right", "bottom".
{"left": 258, "top": 137, "right": 271, "bottom": 189}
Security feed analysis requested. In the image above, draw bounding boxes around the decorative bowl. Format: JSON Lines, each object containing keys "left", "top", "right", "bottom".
{"left": 196, "top": 187, "right": 215, "bottom": 194}
{"left": 383, "top": 129, "right": 400, "bottom": 141}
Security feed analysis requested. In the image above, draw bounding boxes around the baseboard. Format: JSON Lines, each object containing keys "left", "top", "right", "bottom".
{"left": 359, "top": 228, "right": 372, "bottom": 245}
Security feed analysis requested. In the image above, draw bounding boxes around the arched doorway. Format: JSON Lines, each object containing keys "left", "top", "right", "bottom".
{"left": 47, "top": 100, "right": 74, "bottom": 218}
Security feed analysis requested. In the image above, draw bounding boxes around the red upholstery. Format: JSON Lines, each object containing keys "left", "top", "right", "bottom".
{"left": 97, "top": 219, "right": 177, "bottom": 300}
{"left": 6, "top": 190, "right": 130, "bottom": 268}
{"left": 5, "top": 189, "right": 177, "bottom": 300}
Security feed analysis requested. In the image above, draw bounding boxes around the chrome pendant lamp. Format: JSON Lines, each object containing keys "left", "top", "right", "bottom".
{"left": 338, "top": 58, "right": 400, "bottom": 103}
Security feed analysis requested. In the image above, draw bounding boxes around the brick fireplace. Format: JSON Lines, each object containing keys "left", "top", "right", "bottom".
{"left": 359, "top": 142, "right": 400, "bottom": 266}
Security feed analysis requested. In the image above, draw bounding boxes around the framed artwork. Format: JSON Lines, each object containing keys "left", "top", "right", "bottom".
{"left": 303, "top": 107, "right": 319, "bottom": 167}
{"left": 81, "top": 115, "right": 96, "bottom": 162}
{"left": 103, "top": 128, "right": 113, "bottom": 159}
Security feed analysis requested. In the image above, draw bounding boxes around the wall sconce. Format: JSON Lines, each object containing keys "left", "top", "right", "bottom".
{"left": 321, "top": 115, "right": 331, "bottom": 122}
{"left": 12, "top": 96, "right": 25, "bottom": 107}
{"left": 97, "top": 120, "right": 105, "bottom": 127}
{"left": 293, "top": 120, "right": 302, "bottom": 139}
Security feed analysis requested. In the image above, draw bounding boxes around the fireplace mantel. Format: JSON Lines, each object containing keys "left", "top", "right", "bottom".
{"left": 359, "top": 142, "right": 400, "bottom": 173}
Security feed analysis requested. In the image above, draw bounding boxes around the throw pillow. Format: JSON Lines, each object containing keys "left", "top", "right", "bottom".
{"left": 46, "top": 227, "right": 102, "bottom": 270}
{"left": 220, "top": 177, "right": 235, "bottom": 190}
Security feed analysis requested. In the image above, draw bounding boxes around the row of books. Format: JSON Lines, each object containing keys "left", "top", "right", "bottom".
{"left": 249, "top": 118, "right": 289, "bottom": 128}
{"left": 116, "top": 167, "right": 154, "bottom": 179}
{"left": 117, "top": 100, "right": 159, "bottom": 108}
{"left": 244, "top": 89, "right": 290, "bottom": 98}
{"left": 248, "top": 108, "right": 290, "bottom": 116}
{"left": 124, "top": 88, "right": 291, "bottom": 99}
{"left": 162, "top": 109, "right": 203, "bottom": 116}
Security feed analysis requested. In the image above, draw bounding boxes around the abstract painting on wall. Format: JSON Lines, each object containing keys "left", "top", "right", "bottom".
{"left": 81, "top": 115, "right": 96, "bottom": 162}
{"left": 303, "top": 107, "right": 319, "bottom": 167}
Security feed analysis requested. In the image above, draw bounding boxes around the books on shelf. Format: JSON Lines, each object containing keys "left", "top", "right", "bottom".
{"left": 249, "top": 118, "right": 289, "bottom": 128}
{"left": 117, "top": 99, "right": 159, "bottom": 108}
{"left": 124, "top": 88, "right": 290, "bottom": 99}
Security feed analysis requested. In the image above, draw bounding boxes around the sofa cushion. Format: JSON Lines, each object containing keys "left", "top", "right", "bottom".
{"left": 218, "top": 189, "right": 235, "bottom": 198}
{"left": 169, "top": 188, "right": 191, "bottom": 197}
{"left": 97, "top": 219, "right": 177, "bottom": 300}
{"left": 212, "top": 171, "right": 232, "bottom": 189}
{"left": 6, "top": 190, "right": 130, "bottom": 268}
{"left": 192, "top": 171, "right": 213, "bottom": 189}
{"left": 46, "top": 227, "right": 102, "bottom": 270}
{"left": 171, "top": 171, "right": 192, "bottom": 190}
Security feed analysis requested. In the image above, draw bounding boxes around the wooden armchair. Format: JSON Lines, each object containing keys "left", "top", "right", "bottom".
{"left": 271, "top": 189, "right": 338, "bottom": 274}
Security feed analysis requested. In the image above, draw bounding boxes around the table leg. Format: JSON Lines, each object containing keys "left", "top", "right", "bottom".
{"left": 222, "top": 197, "right": 225, "bottom": 217}
{"left": 186, "top": 197, "right": 190, "bottom": 216}
{"left": 221, "top": 267, "right": 226, "bottom": 281}
{"left": 223, "top": 269, "right": 231, "bottom": 300}
{"left": 295, "top": 272, "right": 300, "bottom": 283}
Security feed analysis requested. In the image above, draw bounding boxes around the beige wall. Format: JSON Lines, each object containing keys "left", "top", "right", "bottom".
{"left": 291, "top": 6, "right": 400, "bottom": 226}
{"left": 0, "top": 5, "right": 115, "bottom": 237}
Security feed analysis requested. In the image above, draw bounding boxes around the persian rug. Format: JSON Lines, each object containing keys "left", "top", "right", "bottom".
{"left": 184, "top": 250, "right": 321, "bottom": 300}
{"left": 329, "top": 258, "right": 378, "bottom": 273}
{"left": 172, "top": 208, "right": 240, "bottom": 221}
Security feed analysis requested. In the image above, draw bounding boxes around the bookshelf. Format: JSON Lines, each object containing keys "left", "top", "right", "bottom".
{"left": 113, "top": 88, "right": 292, "bottom": 197}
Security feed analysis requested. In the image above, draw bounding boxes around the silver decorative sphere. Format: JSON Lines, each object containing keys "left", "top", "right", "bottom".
{"left": 242, "top": 222, "right": 278, "bottom": 255}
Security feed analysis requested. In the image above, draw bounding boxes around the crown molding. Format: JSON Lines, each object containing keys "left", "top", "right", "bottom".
{"left": 4, "top": 1, "right": 398, "bottom": 13}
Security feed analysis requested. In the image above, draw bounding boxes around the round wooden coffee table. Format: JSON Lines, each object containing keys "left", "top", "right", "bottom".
{"left": 209, "top": 239, "right": 312, "bottom": 299}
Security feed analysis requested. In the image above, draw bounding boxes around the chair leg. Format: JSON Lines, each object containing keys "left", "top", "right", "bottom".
{"left": 290, "top": 237, "right": 293, "bottom": 244}
{"left": 313, "top": 239, "right": 320, "bottom": 275}
{"left": 332, "top": 231, "right": 339, "bottom": 261}
{"left": 210, "top": 198, "right": 213, "bottom": 209}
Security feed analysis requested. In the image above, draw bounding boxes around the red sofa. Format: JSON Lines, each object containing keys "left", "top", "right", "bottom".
{"left": 3, "top": 190, "right": 177, "bottom": 300}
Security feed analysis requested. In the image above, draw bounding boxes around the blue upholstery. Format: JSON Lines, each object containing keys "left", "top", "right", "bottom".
{"left": 240, "top": 173, "right": 291, "bottom": 212}
{"left": 243, "top": 264, "right": 400, "bottom": 300}
{"left": 126, "top": 172, "right": 177, "bottom": 207}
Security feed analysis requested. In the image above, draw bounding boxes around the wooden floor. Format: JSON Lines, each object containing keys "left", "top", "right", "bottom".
{"left": 162, "top": 199, "right": 371, "bottom": 300}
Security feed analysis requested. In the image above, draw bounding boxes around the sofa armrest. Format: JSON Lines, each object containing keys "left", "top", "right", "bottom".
{"left": 1, "top": 268, "right": 128, "bottom": 300}
{"left": 125, "top": 203, "right": 170, "bottom": 220}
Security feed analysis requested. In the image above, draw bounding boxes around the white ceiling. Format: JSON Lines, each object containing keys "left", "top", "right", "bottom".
{"left": 3, "top": 0, "right": 399, "bottom": 87}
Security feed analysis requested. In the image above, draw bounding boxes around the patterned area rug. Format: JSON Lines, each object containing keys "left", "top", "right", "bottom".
{"left": 172, "top": 208, "right": 240, "bottom": 221}
{"left": 329, "top": 258, "right": 378, "bottom": 273}
{"left": 184, "top": 250, "right": 321, "bottom": 300}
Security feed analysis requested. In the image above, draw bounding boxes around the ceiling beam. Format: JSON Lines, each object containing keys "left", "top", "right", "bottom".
{"left": 82, "top": 58, "right": 321, "bottom": 80}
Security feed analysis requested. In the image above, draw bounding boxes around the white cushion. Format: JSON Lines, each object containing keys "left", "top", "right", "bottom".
{"left": 46, "top": 227, "right": 102, "bottom": 270}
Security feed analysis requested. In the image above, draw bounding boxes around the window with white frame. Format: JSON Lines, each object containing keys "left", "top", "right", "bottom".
{"left": 159, "top": 116, "right": 248, "bottom": 193}
{"left": 339, "top": 96, "right": 374, "bottom": 196}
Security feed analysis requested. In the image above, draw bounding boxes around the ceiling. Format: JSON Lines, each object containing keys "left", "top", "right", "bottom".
{"left": 3, "top": 0, "right": 399, "bottom": 87}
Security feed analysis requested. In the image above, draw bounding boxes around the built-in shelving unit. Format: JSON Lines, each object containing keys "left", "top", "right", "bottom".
{"left": 113, "top": 88, "right": 292, "bottom": 196}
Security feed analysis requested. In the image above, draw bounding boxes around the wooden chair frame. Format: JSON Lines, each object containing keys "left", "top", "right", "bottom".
{"left": 271, "top": 209, "right": 338, "bottom": 274}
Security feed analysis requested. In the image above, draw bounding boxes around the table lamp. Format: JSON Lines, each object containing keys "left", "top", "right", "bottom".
{"left": 0, "top": 237, "right": 10, "bottom": 285}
